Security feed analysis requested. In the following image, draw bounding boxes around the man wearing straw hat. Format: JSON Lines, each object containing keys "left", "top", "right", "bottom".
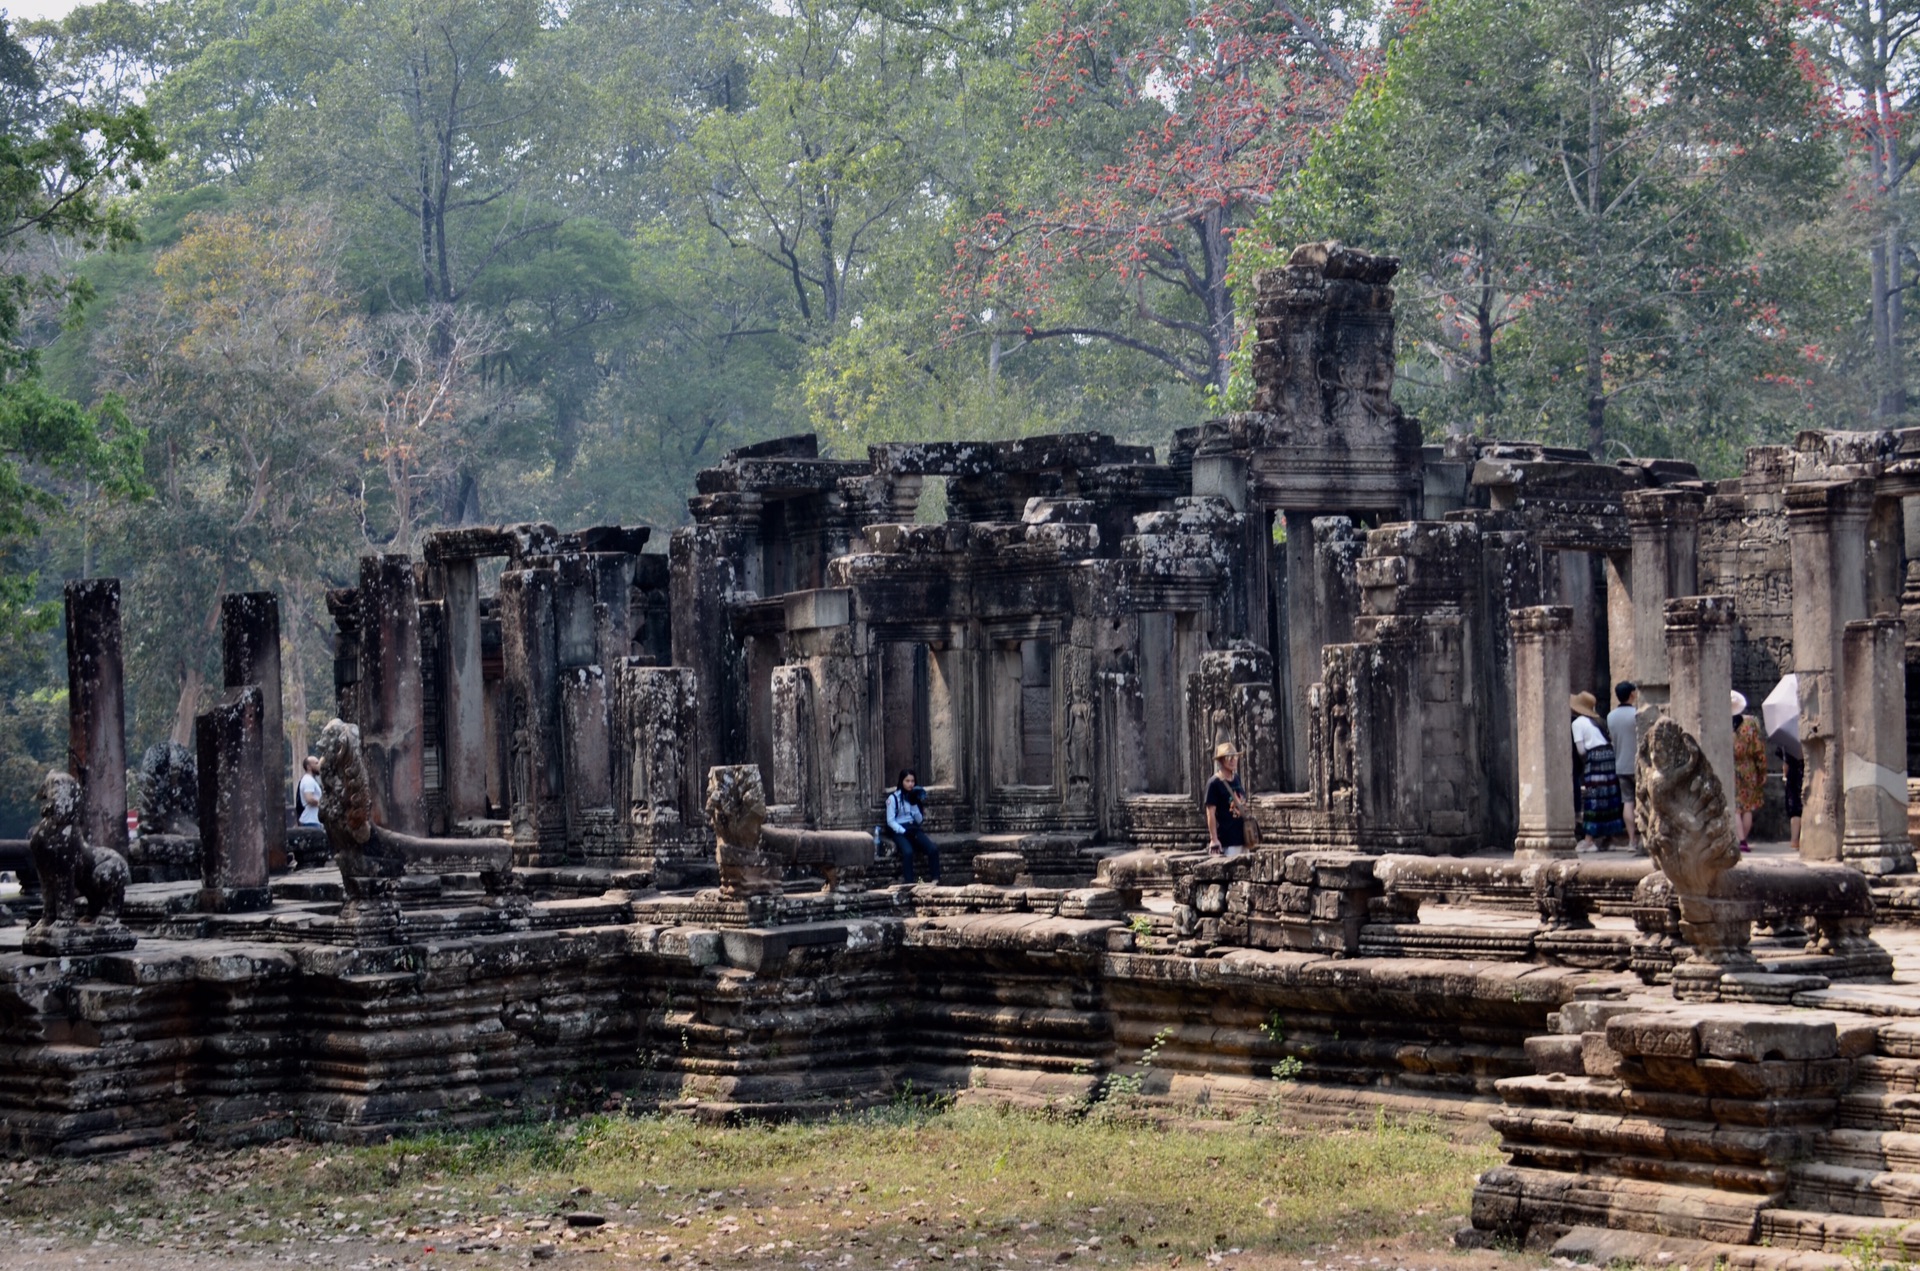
{"left": 1204, "top": 741, "right": 1252, "bottom": 857}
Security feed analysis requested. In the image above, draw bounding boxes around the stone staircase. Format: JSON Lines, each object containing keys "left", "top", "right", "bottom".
{"left": 1470, "top": 1001, "right": 1920, "bottom": 1261}
{"left": 1758, "top": 1026, "right": 1920, "bottom": 1255}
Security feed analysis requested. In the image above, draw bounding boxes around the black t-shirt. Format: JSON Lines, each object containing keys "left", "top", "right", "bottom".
{"left": 1205, "top": 773, "right": 1245, "bottom": 847}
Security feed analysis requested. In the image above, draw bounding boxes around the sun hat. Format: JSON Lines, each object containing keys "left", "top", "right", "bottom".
{"left": 1570, "top": 691, "right": 1602, "bottom": 721}
{"left": 1212, "top": 741, "right": 1242, "bottom": 762}
{"left": 1731, "top": 690, "right": 1748, "bottom": 715}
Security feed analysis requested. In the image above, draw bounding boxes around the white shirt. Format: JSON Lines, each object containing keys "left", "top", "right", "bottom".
{"left": 297, "top": 773, "right": 322, "bottom": 825}
{"left": 1572, "top": 716, "right": 1608, "bottom": 755}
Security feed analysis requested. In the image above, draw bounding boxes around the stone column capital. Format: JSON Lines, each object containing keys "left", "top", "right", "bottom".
{"left": 1509, "top": 604, "right": 1573, "bottom": 638}
{"left": 1624, "top": 486, "right": 1706, "bottom": 528}
{"left": 1663, "top": 594, "right": 1738, "bottom": 631}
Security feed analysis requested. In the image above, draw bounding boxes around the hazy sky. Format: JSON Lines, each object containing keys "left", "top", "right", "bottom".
{"left": 3, "top": 1, "right": 83, "bottom": 22}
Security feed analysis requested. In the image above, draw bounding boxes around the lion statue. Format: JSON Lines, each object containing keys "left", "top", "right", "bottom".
{"left": 314, "top": 718, "right": 404, "bottom": 900}
{"left": 28, "top": 770, "right": 130, "bottom": 930}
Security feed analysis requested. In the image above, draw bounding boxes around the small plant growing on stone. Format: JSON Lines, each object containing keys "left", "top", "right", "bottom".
{"left": 1101, "top": 1026, "right": 1174, "bottom": 1104}
{"left": 1259, "top": 1012, "right": 1287, "bottom": 1045}
{"left": 1270, "top": 1055, "right": 1304, "bottom": 1082}
{"left": 1843, "top": 1233, "right": 1909, "bottom": 1271}
{"left": 1129, "top": 914, "right": 1155, "bottom": 949}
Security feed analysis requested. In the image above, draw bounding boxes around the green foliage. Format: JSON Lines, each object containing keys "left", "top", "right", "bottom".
{"left": 1243, "top": 0, "right": 1840, "bottom": 468}
{"left": 0, "top": 15, "right": 159, "bottom": 638}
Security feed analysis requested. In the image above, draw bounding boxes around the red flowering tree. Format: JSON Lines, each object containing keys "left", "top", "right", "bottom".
{"left": 947, "top": 0, "right": 1375, "bottom": 397}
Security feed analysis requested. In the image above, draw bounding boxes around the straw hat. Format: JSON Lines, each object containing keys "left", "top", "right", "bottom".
{"left": 1212, "top": 741, "right": 1242, "bottom": 762}
{"left": 1731, "top": 690, "right": 1748, "bottom": 716}
{"left": 1570, "top": 691, "right": 1602, "bottom": 721}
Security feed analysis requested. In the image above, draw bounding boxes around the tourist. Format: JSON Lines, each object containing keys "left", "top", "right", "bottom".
{"left": 1205, "top": 742, "right": 1249, "bottom": 857}
{"left": 886, "top": 769, "right": 941, "bottom": 885}
{"left": 1733, "top": 691, "right": 1766, "bottom": 853}
{"left": 1783, "top": 747, "right": 1805, "bottom": 853}
{"left": 1571, "top": 692, "right": 1626, "bottom": 851}
{"left": 297, "top": 755, "right": 322, "bottom": 827}
{"left": 1606, "top": 681, "right": 1640, "bottom": 851}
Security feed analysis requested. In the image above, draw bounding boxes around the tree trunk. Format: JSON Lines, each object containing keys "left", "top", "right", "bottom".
{"left": 1200, "top": 205, "right": 1235, "bottom": 398}
{"left": 1583, "top": 25, "right": 1608, "bottom": 458}
{"left": 168, "top": 588, "right": 228, "bottom": 745}
{"left": 281, "top": 581, "right": 310, "bottom": 778}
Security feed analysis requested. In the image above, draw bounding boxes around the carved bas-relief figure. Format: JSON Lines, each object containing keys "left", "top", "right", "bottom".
{"left": 24, "top": 770, "right": 135, "bottom": 956}
{"left": 315, "top": 718, "right": 524, "bottom": 941}
{"left": 705, "top": 764, "right": 874, "bottom": 899}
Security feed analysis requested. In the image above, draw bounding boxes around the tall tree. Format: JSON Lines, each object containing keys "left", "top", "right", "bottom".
{"left": 949, "top": 0, "right": 1371, "bottom": 397}
{"left": 1250, "top": 0, "right": 1833, "bottom": 459}
{"left": 0, "top": 14, "right": 159, "bottom": 638}
{"left": 1800, "top": 0, "right": 1920, "bottom": 421}
{"left": 95, "top": 205, "right": 368, "bottom": 745}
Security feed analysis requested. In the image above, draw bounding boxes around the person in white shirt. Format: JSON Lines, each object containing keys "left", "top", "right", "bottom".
{"left": 297, "top": 755, "right": 322, "bottom": 826}
{"left": 1605, "top": 681, "right": 1640, "bottom": 851}
{"left": 1571, "top": 691, "right": 1626, "bottom": 851}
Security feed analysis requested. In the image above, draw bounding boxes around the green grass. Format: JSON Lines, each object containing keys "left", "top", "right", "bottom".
{"left": 0, "top": 1102, "right": 1502, "bottom": 1267}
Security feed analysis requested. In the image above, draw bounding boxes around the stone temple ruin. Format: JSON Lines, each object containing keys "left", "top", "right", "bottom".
{"left": 17, "top": 241, "right": 1920, "bottom": 1263}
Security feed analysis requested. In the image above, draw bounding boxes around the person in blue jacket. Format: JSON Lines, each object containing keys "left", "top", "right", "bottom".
{"left": 886, "top": 769, "right": 941, "bottom": 884}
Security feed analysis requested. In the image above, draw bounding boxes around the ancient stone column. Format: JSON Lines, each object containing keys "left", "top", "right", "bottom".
{"left": 64, "top": 578, "right": 126, "bottom": 856}
{"left": 195, "top": 686, "right": 271, "bottom": 912}
{"left": 615, "top": 662, "right": 704, "bottom": 885}
{"left": 500, "top": 566, "right": 566, "bottom": 862}
{"left": 1511, "top": 605, "right": 1576, "bottom": 860}
{"left": 769, "top": 664, "right": 816, "bottom": 815}
{"left": 1664, "top": 595, "right": 1737, "bottom": 802}
{"left": 356, "top": 554, "right": 426, "bottom": 835}
{"left": 436, "top": 557, "right": 489, "bottom": 823}
{"left": 1789, "top": 478, "right": 1873, "bottom": 863}
{"left": 1624, "top": 488, "right": 1705, "bottom": 705}
{"left": 1842, "top": 617, "right": 1913, "bottom": 874}
{"left": 221, "top": 592, "right": 285, "bottom": 872}
{"left": 560, "top": 663, "right": 616, "bottom": 858}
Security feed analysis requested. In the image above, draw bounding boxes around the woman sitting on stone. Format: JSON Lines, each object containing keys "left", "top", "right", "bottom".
{"left": 1571, "top": 692, "right": 1627, "bottom": 852}
{"left": 886, "top": 770, "right": 941, "bottom": 885}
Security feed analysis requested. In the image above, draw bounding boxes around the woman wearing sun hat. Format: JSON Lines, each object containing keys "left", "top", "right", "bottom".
{"left": 1732, "top": 690, "right": 1766, "bottom": 852}
{"left": 1570, "top": 691, "right": 1626, "bottom": 851}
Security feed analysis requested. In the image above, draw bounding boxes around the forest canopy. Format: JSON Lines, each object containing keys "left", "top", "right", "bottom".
{"left": 0, "top": 0, "right": 1910, "bottom": 829}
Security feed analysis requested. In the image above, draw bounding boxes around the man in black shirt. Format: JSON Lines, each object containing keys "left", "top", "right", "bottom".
{"left": 1205, "top": 741, "right": 1248, "bottom": 856}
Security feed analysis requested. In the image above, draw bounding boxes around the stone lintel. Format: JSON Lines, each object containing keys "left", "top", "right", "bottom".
{"left": 784, "top": 588, "right": 852, "bottom": 632}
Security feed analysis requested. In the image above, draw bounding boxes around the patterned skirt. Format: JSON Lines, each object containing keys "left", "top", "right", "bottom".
{"left": 1579, "top": 743, "right": 1628, "bottom": 840}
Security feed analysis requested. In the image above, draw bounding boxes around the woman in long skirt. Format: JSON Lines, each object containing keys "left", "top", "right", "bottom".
{"left": 1571, "top": 692, "right": 1627, "bottom": 850}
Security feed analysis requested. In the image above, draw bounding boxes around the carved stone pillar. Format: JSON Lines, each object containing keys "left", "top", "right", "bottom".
{"left": 615, "top": 662, "right": 705, "bottom": 886}
{"left": 1624, "top": 488, "right": 1705, "bottom": 704}
{"left": 1842, "top": 616, "right": 1913, "bottom": 874}
{"left": 1789, "top": 478, "right": 1872, "bottom": 862}
{"left": 500, "top": 566, "right": 566, "bottom": 863}
{"left": 1511, "top": 606, "right": 1576, "bottom": 860}
{"left": 769, "top": 665, "right": 816, "bottom": 817}
{"left": 221, "top": 592, "right": 285, "bottom": 871}
{"left": 560, "top": 663, "right": 617, "bottom": 860}
{"left": 64, "top": 578, "right": 126, "bottom": 857}
{"left": 1664, "top": 595, "right": 1737, "bottom": 802}
{"left": 437, "top": 557, "right": 489, "bottom": 823}
{"left": 356, "top": 555, "right": 426, "bottom": 835}
{"left": 196, "top": 686, "right": 271, "bottom": 912}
